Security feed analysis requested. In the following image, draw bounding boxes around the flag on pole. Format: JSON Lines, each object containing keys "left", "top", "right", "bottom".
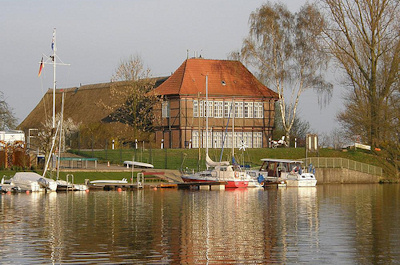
{"left": 38, "top": 57, "right": 44, "bottom": 77}
{"left": 51, "top": 28, "right": 56, "bottom": 51}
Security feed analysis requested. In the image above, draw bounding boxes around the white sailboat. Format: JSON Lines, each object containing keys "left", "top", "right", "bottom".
{"left": 41, "top": 28, "right": 70, "bottom": 191}
{"left": 8, "top": 29, "right": 70, "bottom": 192}
{"left": 181, "top": 75, "right": 249, "bottom": 188}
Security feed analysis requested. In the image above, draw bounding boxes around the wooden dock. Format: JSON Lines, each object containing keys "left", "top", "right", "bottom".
{"left": 176, "top": 181, "right": 228, "bottom": 190}
{"left": 88, "top": 183, "right": 143, "bottom": 191}
{"left": 87, "top": 181, "right": 228, "bottom": 191}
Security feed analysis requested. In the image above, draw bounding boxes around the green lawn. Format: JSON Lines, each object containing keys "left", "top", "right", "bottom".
{"left": 69, "top": 147, "right": 382, "bottom": 170}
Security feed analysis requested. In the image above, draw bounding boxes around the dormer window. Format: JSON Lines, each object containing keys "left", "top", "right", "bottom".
{"left": 221, "top": 80, "right": 226, "bottom": 86}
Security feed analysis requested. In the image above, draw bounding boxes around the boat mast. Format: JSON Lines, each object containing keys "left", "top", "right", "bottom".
{"left": 46, "top": 28, "right": 69, "bottom": 128}
{"left": 232, "top": 97, "right": 234, "bottom": 160}
{"left": 40, "top": 28, "right": 69, "bottom": 176}
{"left": 52, "top": 28, "right": 57, "bottom": 129}
{"left": 205, "top": 74, "right": 209, "bottom": 158}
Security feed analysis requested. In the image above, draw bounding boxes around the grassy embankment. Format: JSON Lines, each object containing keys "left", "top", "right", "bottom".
{"left": 0, "top": 147, "right": 383, "bottom": 184}
{"left": 70, "top": 147, "right": 381, "bottom": 169}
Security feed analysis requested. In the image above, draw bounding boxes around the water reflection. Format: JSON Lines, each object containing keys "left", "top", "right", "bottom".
{"left": 0, "top": 185, "right": 400, "bottom": 263}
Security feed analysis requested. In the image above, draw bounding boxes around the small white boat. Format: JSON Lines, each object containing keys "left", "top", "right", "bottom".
{"left": 56, "top": 180, "right": 88, "bottom": 191}
{"left": 9, "top": 172, "right": 57, "bottom": 192}
{"left": 123, "top": 161, "right": 154, "bottom": 168}
{"left": 258, "top": 158, "right": 317, "bottom": 187}
{"left": 90, "top": 178, "right": 128, "bottom": 184}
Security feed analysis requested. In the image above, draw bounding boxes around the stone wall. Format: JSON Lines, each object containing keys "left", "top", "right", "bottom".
{"left": 315, "top": 168, "right": 381, "bottom": 184}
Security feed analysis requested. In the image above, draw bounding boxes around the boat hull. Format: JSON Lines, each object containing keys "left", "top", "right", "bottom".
{"left": 181, "top": 176, "right": 248, "bottom": 188}
{"left": 181, "top": 176, "right": 216, "bottom": 183}
{"left": 225, "top": 180, "right": 248, "bottom": 188}
{"left": 286, "top": 179, "right": 317, "bottom": 187}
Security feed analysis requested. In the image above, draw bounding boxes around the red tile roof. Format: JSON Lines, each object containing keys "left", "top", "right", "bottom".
{"left": 152, "top": 58, "right": 278, "bottom": 98}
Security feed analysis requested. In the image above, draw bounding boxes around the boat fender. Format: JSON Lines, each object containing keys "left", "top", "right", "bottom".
{"left": 257, "top": 174, "right": 265, "bottom": 183}
{"left": 235, "top": 171, "right": 239, "bottom": 178}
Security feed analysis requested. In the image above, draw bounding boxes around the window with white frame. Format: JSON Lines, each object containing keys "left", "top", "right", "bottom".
{"left": 162, "top": 101, "right": 170, "bottom": 118}
{"left": 224, "top": 101, "right": 233, "bottom": 118}
{"left": 205, "top": 101, "right": 213, "bottom": 117}
{"left": 235, "top": 102, "right": 243, "bottom": 118}
{"left": 234, "top": 132, "right": 243, "bottom": 148}
{"left": 214, "top": 101, "right": 223, "bottom": 118}
{"left": 213, "top": 131, "right": 223, "bottom": 148}
{"left": 202, "top": 129, "right": 212, "bottom": 148}
{"left": 254, "top": 102, "right": 263, "bottom": 118}
{"left": 199, "top": 100, "right": 204, "bottom": 117}
{"left": 193, "top": 100, "right": 198, "bottom": 117}
{"left": 243, "top": 132, "right": 252, "bottom": 148}
{"left": 253, "top": 132, "right": 262, "bottom": 148}
{"left": 244, "top": 102, "right": 253, "bottom": 118}
{"left": 192, "top": 130, "right": 199, "bottom": 148}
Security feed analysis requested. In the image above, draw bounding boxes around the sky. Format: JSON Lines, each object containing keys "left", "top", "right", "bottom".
{"left": 0, "top": 0, "right": 344, "bottom": 134}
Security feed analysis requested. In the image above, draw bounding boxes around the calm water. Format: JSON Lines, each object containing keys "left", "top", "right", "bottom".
{"left": 1, "top": 184, "right": 400, "bottom": 264}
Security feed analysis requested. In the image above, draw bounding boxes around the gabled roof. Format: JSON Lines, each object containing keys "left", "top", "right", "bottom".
{"left": 152, "top": 58, "right": 278, "bottom": 98}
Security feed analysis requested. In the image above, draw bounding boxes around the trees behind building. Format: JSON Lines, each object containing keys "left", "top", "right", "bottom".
{"left": 237, "top": 2, "right": 332, "bottom": 147}
{"left": 98, "top": 55, "right": 161, "bottom": 146}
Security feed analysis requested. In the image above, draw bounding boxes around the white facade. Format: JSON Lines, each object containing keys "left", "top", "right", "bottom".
{"left": 0, "top": 130, "right": 25, "bottom": 143}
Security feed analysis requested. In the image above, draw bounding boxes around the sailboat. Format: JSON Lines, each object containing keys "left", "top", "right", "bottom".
{"left": 181, "top": 75, "right": 249, "bottom": 188}
{"left": 7, "top": 29, "right": 71, "bottom": 193}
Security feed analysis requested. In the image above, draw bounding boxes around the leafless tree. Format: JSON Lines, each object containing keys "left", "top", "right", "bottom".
{"left": 322, "top": 0, "right": 400, "bottom": 148}
{"left": 99, "top": 55, "right": 161, "bottom": 143}
{"left": 0, "top": 91, "right": 17, "bottom": 130}
{"left": 239, "top": 2, "right": 332, "bottom": 146}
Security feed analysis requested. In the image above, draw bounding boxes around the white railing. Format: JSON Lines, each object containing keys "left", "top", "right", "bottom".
{"left": 303, "top": 157, "right": 383, "bottom": 176}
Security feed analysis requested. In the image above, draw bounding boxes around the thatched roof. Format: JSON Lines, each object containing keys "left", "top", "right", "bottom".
{"left": 18, "top": 78, "right": 168, "bottom": 131}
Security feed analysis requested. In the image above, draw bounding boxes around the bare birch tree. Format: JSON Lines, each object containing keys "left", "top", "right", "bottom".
{"left": 240, "top": 2, "right": 332, "bottom": 145}
{"left": 322, "top": 0, "right": 400, "bottom": 148}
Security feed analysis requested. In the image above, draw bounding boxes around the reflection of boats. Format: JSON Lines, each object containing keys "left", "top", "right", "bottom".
{"left": 123, "top": 161, "right": 154, "bottom": 168}
{"left": 258, "top": 158, "right": 317, "bottom": 187}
